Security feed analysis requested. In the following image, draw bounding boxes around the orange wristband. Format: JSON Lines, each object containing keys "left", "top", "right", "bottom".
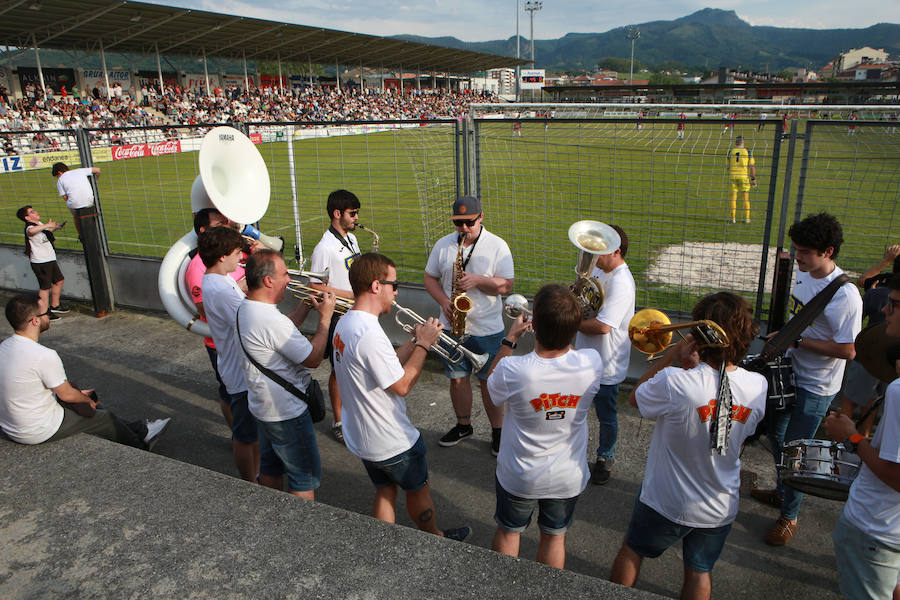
{"left": 849, "top": 433, "right": 864, "bottom": 444}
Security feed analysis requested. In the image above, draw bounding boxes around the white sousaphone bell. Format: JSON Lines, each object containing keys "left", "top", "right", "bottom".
{"left": 158, "top": 126, "right": 278, "bottom": 337}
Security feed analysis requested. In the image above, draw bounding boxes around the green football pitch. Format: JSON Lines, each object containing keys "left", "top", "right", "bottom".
{"left": 2, "top": 118, "right": 897, "bottom": 316}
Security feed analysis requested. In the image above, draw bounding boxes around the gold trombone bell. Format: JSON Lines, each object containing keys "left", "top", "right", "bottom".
{"left": 629, "top": 308, "right": 729, "bottom": 361}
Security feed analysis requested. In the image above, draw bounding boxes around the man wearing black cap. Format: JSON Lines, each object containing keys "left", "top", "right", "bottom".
{"left": 424, "top": 196, "right": 515, "bottom": 456}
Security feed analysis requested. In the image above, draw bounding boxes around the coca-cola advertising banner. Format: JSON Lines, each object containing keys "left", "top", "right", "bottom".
{"left": 111, "top": 140, "right": 182, "bottom": 161}
{"left": 259, "top": 74, "right": 287, "bottom": 89}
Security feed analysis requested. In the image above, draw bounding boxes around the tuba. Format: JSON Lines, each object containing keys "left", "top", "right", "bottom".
{"left": 568, "top": 220, "right": 621, "bottom": 319}
{"left": 628, "top": 308, "right": 729, "bottom": 361}
{"left": 449, "top": 232, "right": 473, "bottom": 337}
{"left": 158, "top": 126, "right": 274, "bottom": 337}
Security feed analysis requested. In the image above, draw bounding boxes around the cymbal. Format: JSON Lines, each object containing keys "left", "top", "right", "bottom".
{"left": 855, "top": 323, "right": 900, "bottom": 383}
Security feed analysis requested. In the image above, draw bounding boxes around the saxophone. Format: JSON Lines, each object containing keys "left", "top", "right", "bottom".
{"left": 450, "top": 232, "right": 473, "bottom": 338}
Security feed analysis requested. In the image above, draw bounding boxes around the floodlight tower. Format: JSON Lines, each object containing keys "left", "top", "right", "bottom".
{"left": 525, "top": 1, "right": 542, "bottom": 65}
{"left": 626, "top": 27, "right": 640, "bottom": 86}
{"left": 515, "top": 0, "right": 520, "bottom": 102}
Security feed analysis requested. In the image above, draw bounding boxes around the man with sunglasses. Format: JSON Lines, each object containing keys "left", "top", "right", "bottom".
{"left": 333, "top": 252, "right": 470, "bottom": 542}
{"left": 309, "top": 189, "right": 362, "bottom": 444}
{"left": 424, "top": 196, "right": 514, "bottom": 456}
{"left": 751, "top": 212, "right": 862, "bottom": 546}
{"left": 825, "top": 274, "right": 900, "bottom": 600}
{"left": 0, "top": 294, "right": 170, "bottom": 449}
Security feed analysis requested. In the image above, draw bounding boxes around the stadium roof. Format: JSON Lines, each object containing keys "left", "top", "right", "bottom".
{"left": 0, "top": 0, "right": 529, "bottom": 73}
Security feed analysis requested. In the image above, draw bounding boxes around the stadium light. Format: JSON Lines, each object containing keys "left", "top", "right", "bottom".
{"left": 525, "top": 1, "right": 541, "bottom": 66}
{"left": 626, "top": 27, "right": 640, "bottom": 86}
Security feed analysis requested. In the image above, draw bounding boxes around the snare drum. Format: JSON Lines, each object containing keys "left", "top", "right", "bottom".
{"left": 777, "top": 439, "right": 861, "bottom": 501}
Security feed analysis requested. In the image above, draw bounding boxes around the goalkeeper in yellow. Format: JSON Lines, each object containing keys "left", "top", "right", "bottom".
{"left": 727, "top": 136, "right": 756, "bottom": 224}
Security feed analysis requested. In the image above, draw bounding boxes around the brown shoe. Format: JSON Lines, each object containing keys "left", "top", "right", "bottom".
{"left": 764, "top": 517, "right": 798, "bottom": 546}
{"left": 750, "top": 488, "right": 784, "bottom": 509}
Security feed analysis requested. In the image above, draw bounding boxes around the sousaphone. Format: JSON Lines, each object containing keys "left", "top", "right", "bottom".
{"left": 158, "top": 126, "right": 273, "bottom": 337}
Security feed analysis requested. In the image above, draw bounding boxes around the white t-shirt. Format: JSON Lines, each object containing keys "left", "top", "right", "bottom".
{"left": 424, "top": 227, "right": 514, "bottom": 337}
{"left": 843, "top": 378, "right": 900, "bottom": 547}
{"left": 201, "top": 273, "right": 246, "bottom": 394}
{"left": 574, "top": 263, "right": 635, "bottom": 385}
{"left": 237, "top": 299, "right": 314, "bottom": 422}
{"left": 636, "top": 362, "right": 767, "bottom": 527}
{"left": 0, "top": 335, "right": 66, "bottom": 444}
{"left": 309, "top": 229, "right": 359, "bottom": 293}
{"left": 488, "top": 348, "right": 602, "bottom": 499}
{"left": 25, "top": 222, "right": 57, "bottom": 264}
{"left": 787, "top": 267, "right": 862, "bottom": 396}
{"left": 333, "top": 310, "right": 418, "bottom": 462}
{"left": 56, "top": 168, "right": 96, "bottom": 210}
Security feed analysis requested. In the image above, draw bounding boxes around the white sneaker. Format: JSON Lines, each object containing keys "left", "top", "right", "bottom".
{"left": 144, "top": 417, "right": 172, "bottom": 450}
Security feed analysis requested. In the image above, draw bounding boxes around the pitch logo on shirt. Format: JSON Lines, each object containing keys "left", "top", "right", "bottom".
{"left": 696, "top": 399, "right": 753, "bottom": 424}
{"left": 530, "top": 393, "right": 581, "bottom": 420}
{"left": 333, "top": 333, "right": 345, "bottom": 363}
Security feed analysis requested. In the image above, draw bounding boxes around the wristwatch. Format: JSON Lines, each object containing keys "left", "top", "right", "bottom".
{"left": 501, "top": 338, "right": 517, "bottom": 349}
{"left": 844, "top": 433, "right": 864, "bottom": 452}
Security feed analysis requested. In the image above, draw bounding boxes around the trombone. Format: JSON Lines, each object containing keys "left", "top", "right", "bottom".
{"left": 629, "top": 308, "right": 729, "bottom": 361}
{"left": 391, "top": 301, "right": 489, "bottom": 370}
{"left": 286, "top": 267, "right": 354, "bottom": 314}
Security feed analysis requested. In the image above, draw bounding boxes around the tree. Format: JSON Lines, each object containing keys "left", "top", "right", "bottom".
{"left": 596, "top": 57, "right": 642, "bottom": 73}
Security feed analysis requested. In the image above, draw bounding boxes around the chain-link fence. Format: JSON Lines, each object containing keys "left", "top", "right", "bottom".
{"left": 1, "top": 111, "right": 898, "bottom": 321}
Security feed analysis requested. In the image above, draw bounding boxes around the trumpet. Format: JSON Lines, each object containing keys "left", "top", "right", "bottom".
{"left": 392, "top": 301, "right": 489, "bottom": 370}
{"left": 356, "top": 223, "right": 380, "bottom": 252}
{"left": 503, "top": 294, "right": 533, "bottom": 321}
{"left": 628, "top": 308, "right": 729, "bottom": 361}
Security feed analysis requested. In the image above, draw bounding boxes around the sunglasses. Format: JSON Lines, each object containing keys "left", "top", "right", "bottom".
{"left": 886, "top": 297, "right": 900, "bottom": 315}
{"left": 34, "top": 308, "right": 52, "bottom": 319}
{"left": 378, "top": 280, "right": 399, "bottom": 290}
{"left": 346, "top": 210, "right": 359, "bottom": 217}
{"left": 453, "top": 216, "right": 480, "bottom": 227}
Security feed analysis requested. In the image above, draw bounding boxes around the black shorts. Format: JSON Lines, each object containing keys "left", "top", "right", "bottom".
{"left": 30, "top": 261, "right": 64, "bottom": 290}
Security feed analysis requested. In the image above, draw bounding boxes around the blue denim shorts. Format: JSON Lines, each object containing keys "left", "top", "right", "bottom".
{"left": 625, "top": 498, "right": 732, "bottom": 573}
{"left": 228, "top": 390, "right": 258, "bottom": 444}
{"left": 440, "top": 331, "right": 504, "bottom": 380}
{"left": 257, "top": 411, "right": 322, "bottom": 492}
{"left": 833, "top": 512, "right": 900, "bottom": 600}
{"left": 362, "top": 435, "right": 429, "bottom": 492}
{"left": 494, "top": 477, "right": 580, "bottom": 535}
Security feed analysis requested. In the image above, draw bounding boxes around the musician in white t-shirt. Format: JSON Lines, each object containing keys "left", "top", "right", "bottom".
{"left": 333, "top": 253, "right": 470, "bottom": 542}
{"left": 751, "top": 212, "right": 863, "bottom": 546}
{"left": 199, "top": 226, "right": 257, "bottom": 483}
{"left": 826, "top": 274, "right": 900, "bottom": 600}
{"left": 612, "top": 292, "right": 766, "bottom": 599}
{"left": 424, "top": 195, "right": 514, "bottom": 456}
{"left": 309, "top": 189, "right": 362, "bottom": 444}
{"left": 238, "top": 250, "right": 335, "bottom": 500}
{"left": 487, "top": 284, "right": 603, "bottom": 570}
{"left": 574, "top": 224, "right": 635, "bottom": 485}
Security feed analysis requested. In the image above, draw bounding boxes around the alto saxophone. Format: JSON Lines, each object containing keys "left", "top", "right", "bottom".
{"left": 356, "top": 223, "right": 379, "bottom": 252}
{"left": 450, "top": 232, "right": 473, "bottom": 338}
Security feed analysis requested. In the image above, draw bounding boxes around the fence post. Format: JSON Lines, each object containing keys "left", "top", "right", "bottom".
{"left": 74, "top": 127, "right": 115, "bottom": 316}
{"left": 767, "top": 118, "right": 800, "bottom": 328}
{"left": 753, "top": 117, "right": 783, "bottom": 321}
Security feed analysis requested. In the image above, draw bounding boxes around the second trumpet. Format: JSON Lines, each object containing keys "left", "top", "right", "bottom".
{"left": 392, "top": 301, "right": 489, "bottom": 371}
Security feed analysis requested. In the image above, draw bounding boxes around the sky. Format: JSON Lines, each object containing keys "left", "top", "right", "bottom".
{"left": 150, "top": 0, "right": 898, "bottom": 42}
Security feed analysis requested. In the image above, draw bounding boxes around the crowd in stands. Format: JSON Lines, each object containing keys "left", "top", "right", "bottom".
{"left": 0, "top": 81, "right": 497, "bottom": 155}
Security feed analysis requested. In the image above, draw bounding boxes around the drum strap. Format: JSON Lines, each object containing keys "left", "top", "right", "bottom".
{"left": 856, "top": 394, "right": 885, "bottom": 429}
{"left": 710, "top": 362, "right": 734, "bottom": 454}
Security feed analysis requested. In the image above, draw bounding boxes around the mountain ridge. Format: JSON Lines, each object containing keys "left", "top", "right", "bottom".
{"left": 392, "top": 8, "right": 900, "bottom": 73}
